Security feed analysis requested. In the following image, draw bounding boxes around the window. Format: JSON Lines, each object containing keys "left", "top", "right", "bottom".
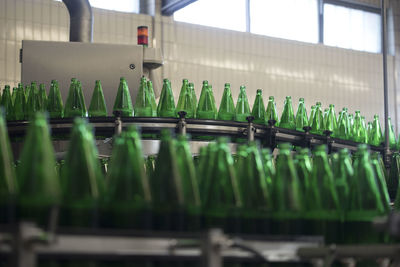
{"left": 173, "top": 0, "right": 246, "bottom": 32}
{"left": 173, "top": 0, "right": 382, "bottom": 53}
{"left": 55, "top": 0, "right": 139, "bottom": 13}
{"left": 324, "top": 4, "right": 381, "bottom": 53}
{"left": 250, "top": 0, "right": 319, "bottom": 43}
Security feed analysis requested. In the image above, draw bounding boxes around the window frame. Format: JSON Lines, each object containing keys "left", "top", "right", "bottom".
{"left": 319, "top": 0, "right": 381, "bottom": 48}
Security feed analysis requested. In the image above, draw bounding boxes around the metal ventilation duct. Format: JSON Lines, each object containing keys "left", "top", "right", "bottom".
{"left": 62, "top": 0, "right": 93, "bottom": 42}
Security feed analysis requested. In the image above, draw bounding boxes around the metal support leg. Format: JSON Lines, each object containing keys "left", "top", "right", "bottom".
{"left": 201, "top": 229, "right": 227, "bottom": 267}
{"left": 12, "top": 222, "right": 41, "bottom": 267}
{"left": 246, "top": 116, "right": 255, "bottom": 143}
{"left": 381, "top": 0, "right": 391, "bottom": 171}
{"left": 266, "top": 120, "right": 277, "bottom": 150}
{"left": 303, "top": 126, "right": 313, "bottom": 150}
{"left": 113, "top": 111, "right": 122, "bottom": 136}
{"left": 323, "top": 130, "right": 333, "bottom": 154}
{"left": 177, "top": 111, "right": 187, "bottom": 136}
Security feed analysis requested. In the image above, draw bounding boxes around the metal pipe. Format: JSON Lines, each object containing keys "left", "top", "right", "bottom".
{"left": 382, "top": 0, "right": 390, "bottom": 165}
{"left": 62, "top": 0, "right": 93, "bottom": 42}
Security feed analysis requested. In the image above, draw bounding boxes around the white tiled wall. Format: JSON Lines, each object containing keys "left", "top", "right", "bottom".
{"left": 0, "top": 0, "right": 397, "bottom": 127}
{"left": 162, "top": 19, "right": 395, "bottom": 124}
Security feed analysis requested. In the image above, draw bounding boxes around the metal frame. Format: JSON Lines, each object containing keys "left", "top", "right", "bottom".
{"left": 7, "top": 116, "right": 386, "bottom": 154}
{"left": 0, "top": 223, "right": 322, "bottom": 267}
{"left": 2, "top": 222, "right": 400, "bottom": 267}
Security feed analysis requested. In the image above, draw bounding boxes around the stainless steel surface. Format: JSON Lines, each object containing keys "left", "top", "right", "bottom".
{"left": 62, "top": 0, "right": 93, "bottom": 42}
{"left": 0, "top": 224, "right": 321, "bottom": 266}
{"left": 143, "top": 47, "right": 164, "bottom": 69}
{"left": 21, "top": 41, "right": 143, "bottom": 115}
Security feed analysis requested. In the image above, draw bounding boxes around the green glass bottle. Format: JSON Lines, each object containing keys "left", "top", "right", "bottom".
{"left": 208, "top": 84, "right": 218, "bottom": 116}
{"left": 201, "top": 138, "right": 242, "bottom": 233}
{"left": 0, "top": 110, "right": 18, "bottom": 224}
{"left": 367, "top": 121, "right": 373, "bottom": 138}
{"left": 265, "top": 96, "right": 279, "bottom": 125}
{"left": 308, "top": 105, "right": 316, "bottom": 127}
{"left": 134, "top": 76, "right": 153, "bottom": 117}
{"left": 261, "top": 148, "right": 275, "bottom": 181}
{"left": 347, "top": 112, "right": 354, "bottom": 140}
{"left": 393, "top": 154, "right": 400, "bottom": 210}
{"left": 24, "top": 85, "right": 31, "bottom": 102}
{"left": 360, "top": 116, "right": 368, "bottom": 143}
{"left": 196, "top": 80, "right": 216, "bottom": 119}
{"left": 294, "top": 148, "right": 312, "bottom": 195}
{"left": 295, "top": 98, "right": 308, "bottom": 131}
{"left": 279, "top": 96, "right": 295, "bottom": 129}
{"left": 38, "top": 84, "right": 47, "bottom": 111}
{"left": 237, "top": 142, "right": 272, "bottom": 234}
{"left": 88, "top": 80, "right": 107, "bottom": 117}
{"left": 217, "top": 83, "right": 235, "bottom": 121}
{"left": 272, "top": 143, "right": 303, "bottom": 235}
{"left": 307, "top": 145, "right": 340, "bottom": 243}
{"left": 17, "top": 112, "right": 61, "bottom": 227}
{"left": 325, "top": 104, "right": 337, "bottom": 136}
{"left": 1, "top": 85, "right": 14, "bottom": 121}
{"left": 151, "top": 130, "right": 185, "bottom": 231}
{"left": 251, "top": 89, "right": 266, "bottom": 124}
{"left": 47, "top": 80, "right": 64, "bottom": 119}
{"left": 348, "top": 113, "right": 354, "bottom": 133}
{"left": 388, "top": 152, "right": 400, "bottom": 201}
{"left": 235, "top": 85, "right": 251, "bottom": 122}
{"left": 60, "top": 118, "right": 104, "bottom": 227}
{"left": 310, "top": 102, "right": 324, "bottom": 134}
{"left": 157, "top": 79, "right": 176, "bottom": 118}
{"left": 189, "top": 82, "right": 197, "bottom": 117}
{"left": 11, "top": 87, "right": 17, "bottom": 104}
{"left": 176, "top": 79, "right": 194, "bottom": 118}
{"left": 76, "top": 80, "right": 87, "bottom": 116}
{"left": 368, "top": 115, "right": 383, "bottom": 146}
{"left": 332, "top": 149, "right": 352, "bottom": 210}
{"left": 147, "top": 80, "right": 157, "bottom": 117}
{"left": 103, "top": 126, "right": 152, "bottom": 229}
{"left": 25, "top": 82, "right": 41, "bottom": 119}
{"left": 387, "top": 117, "right": 397, "bottom": 149}
{"left": 370, "top": 152, "right": 390, "bottom": 214}
{"left": 145, "top": 155, "right": 156, "bottom": 181}
{"left": 352, "top": 111, "right": 363, "bottom": 142}
{"left": 113, "top": 77, "right": 134, "bottom": 117}
{"left": 64, "top": 79, "right": 87, "bottom": 118}
{"left": 198, "top": 143, "right": 217, "bottom": 196}
{"left": 13, "top": 85, "right": 26, "bottom": 121}
{"left": 346, "top": 144, "right": 389, "bottom": 244}
{"left": 175, "top": 134, "right": 201, "bottom": 231}
{"left": 323, "top": 108, "right": 329, "bottom": 122}
{"left": 337, "top": 110, "right": 348, "bottom": 140}
{"left": 331, "top": 149, "right": 352, "bottom": 244}
{"left": 194, "top": 146, "right": 206, "bottom": 176}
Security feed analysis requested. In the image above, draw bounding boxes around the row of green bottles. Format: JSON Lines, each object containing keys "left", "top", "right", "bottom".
{"left": 0, "top": 112, "right": 395, "bottom": 253}
{"left": 4, "top": 80, "right": 396, "bottom": 148}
